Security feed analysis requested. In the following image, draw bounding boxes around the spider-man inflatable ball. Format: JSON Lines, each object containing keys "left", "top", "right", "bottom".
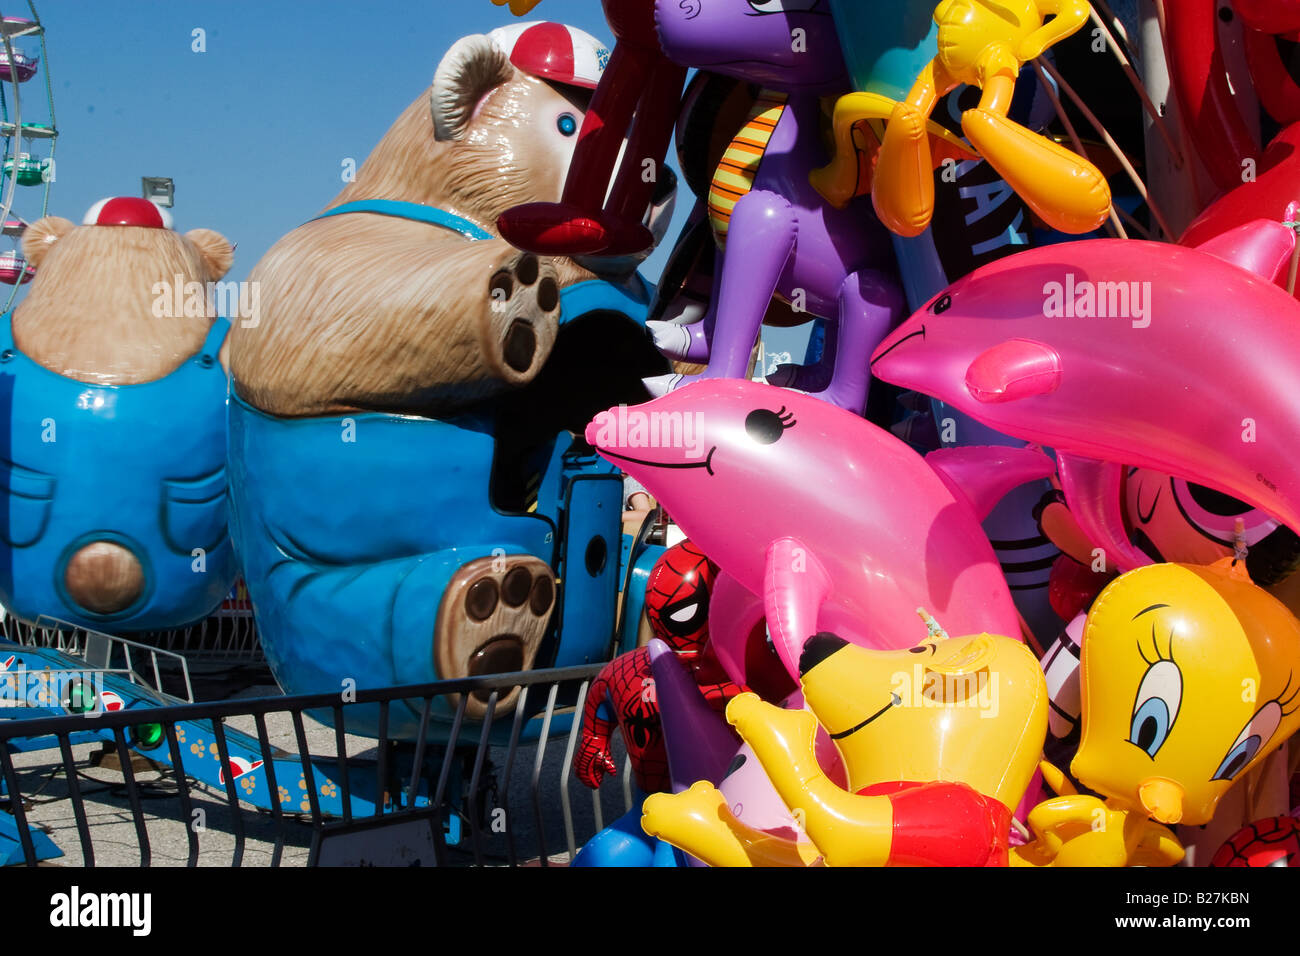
{"left": 1211, "top": 816, "right": 1300, "bottom": 867}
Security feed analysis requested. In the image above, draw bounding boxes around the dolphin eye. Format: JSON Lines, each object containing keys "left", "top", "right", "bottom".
{"left": 931, "top": 294, "right": 952, "bottom": 315}
{"left": 1129, "top": 660, "right": 1182, "bottom": 758}
{"left": 745, "top": 407, "right": 795, "bottom": 444}
{"left": 557, "top": 113, "right": 578, "bottom": 136}
{"left": 1213, "top": 701, "right": 1282, "bottom": 781}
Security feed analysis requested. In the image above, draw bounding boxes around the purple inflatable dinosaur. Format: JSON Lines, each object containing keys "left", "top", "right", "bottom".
{"left": 643, "top": 0, "right": 903, "bottom": 414}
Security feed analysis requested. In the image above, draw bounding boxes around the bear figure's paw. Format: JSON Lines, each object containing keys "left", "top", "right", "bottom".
{"left": 482, "top": 251, "right": 562, "bottom": 385}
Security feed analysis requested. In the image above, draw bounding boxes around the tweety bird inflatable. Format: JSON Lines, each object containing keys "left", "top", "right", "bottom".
{"left": 1015, "top": 559, "right": 1300, "bottom": 866}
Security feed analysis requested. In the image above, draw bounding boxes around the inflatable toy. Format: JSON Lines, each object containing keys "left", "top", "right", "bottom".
{"left": 227, "top": 25, "right": 671, "bottom": 737}
{"left": 1180, "top": 126, "right": 1300, "bottom": 284}
{"left": 646, "top": 638, "right": 745, "bottom": 795}
{"left": 0, "top": 197, "right": 237, "bottom": 630}
{"left": 1035, "top": 463, "right": 1300, "bottom": 619}
{"left": 1036, "top": 468, "right": 1300, "bottom": 808}
{"left": 1212, "top": 816, "right": 1300, "bottom": 867}
{"left": 1162, "top": 0, "right": 1300, "bottom": 200}
{"left": 1015, "top": 560, "right": 1300, "bottom": 866}
{"left": 828, "top": 0, "right": 943, "bottom": 105}
{"left": 870, "top": 222, "right": 1300, "bottom": 574}
{"left": 1237, "top": 1, "right": 1300, "bottom": 126}
{"left": 572, "top": 806, "right": 685, "bottom": 867}
{"left": 813, "top": 0, "right": 1110, "bottom": 238}
{"left": 572, "top": 634, "right": 813, "bottom": 868}
{"left": 639, "top": 0, "right": 904, "bottom": 414}
{"left": 643, "top": 619, "right": 1048, "bottom": 866}
{"left": 1164, "top": 3, "right": 1300, "bottom": 253}
{"left": 585, "top": 380, "right": 1054, "bottom": 687}
{"left": 641, "top": 71, "right": 825, "bottom": 379}
{"left": 496, "top": 3, "right": 686, "bottom": 257}
{"left": 574, "top": 541, "right": 744, "bottom": 793}
{"left": 1172, "top": 0, "right": 1300, "bottom": 263}
{"left": 1122, "top": 467, "right": 1300, "bottom": 587}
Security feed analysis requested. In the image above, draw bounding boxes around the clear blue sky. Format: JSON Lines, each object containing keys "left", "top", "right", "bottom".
{"left": 10, "top": 0, "right": 688, "bottom": 287}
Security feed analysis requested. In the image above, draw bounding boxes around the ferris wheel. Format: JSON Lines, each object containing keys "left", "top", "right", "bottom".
{"left": 0, "top": 1, "right": 54, "bottom": 311}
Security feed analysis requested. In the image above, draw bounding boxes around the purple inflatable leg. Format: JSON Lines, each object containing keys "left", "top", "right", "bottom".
{"left": 766, "top": 271, "right": 903, "bottom": 415}
{"left": 645, "top": 191, "right": 797, "bottom": 396}
{"left": 768, "top": 322, "right": 836, "bottom": 394}
{"left": 704, "top": 190, "right": 797, "bottom": 380}
{"left": 818, "top": 269, "right": 903, "bottom": 415}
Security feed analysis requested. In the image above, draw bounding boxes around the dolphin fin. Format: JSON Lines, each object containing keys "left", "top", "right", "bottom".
{"left": 1190, "top": 216, "right": 1296, "bottom": 285}
{"left": 763, "top": 537, "right": 832, "bottom": 684}
{"left": 1056, "top": 453, "right": 1153, "bottom": 573}
{"left": 964, "top": 339, "right": 1062, "bottom": 404}
{"left": 647, "top": 638, "right": 738, "bottom": 792}
{"left": 926, "top": 444, "right": 1056, "bottom": 521}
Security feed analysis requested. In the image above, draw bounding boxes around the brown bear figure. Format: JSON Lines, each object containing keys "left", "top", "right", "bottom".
{"left": 0, "top": 197, "right": 237, "bottom": 630}
{"left": 226, "top": 22, "right": 672, "bottom": 736}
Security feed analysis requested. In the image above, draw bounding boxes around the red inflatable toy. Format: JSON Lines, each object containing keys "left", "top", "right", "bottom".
{"left": 574, "top": 540, "right": 745, "bottom": 793}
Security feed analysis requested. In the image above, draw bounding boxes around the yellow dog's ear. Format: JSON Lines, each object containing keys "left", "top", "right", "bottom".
{"left": 926, "top": 634, "right": 997, "bottom": 675}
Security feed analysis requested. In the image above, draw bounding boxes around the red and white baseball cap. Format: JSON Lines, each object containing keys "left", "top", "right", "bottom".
{"left": 82, "top": 196, "right": 174, "bottom": 230}
{"left": 488, "top": 21, "right": 609, "bottom": 91}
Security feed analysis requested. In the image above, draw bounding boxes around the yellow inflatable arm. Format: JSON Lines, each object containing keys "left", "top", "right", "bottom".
{"left": 641, "top": 781, "right": 820, "bottom": 867}
{"left": 1019, "top": 1, "right": 1092, "bottom": 62}
{"left": 725, "top": 692, "right": 896, "bottom": 867}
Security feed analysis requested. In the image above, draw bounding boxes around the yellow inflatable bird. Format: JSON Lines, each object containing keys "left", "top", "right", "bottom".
{"left": 1015, "top": 559, "right": 1300, "bottom": 866}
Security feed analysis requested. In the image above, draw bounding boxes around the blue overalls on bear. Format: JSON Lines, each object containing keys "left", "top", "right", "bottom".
{"left": 227, "top": 390, "right": 626, "bottom": 739}
{"left": 225, "top": 200, "right": 658, "bottom": 739}
{"left": 227, "top": 396, "right": 553, "bottom": 691}
{"left": 0, "top": 313, "right": 236, "bottom": 630}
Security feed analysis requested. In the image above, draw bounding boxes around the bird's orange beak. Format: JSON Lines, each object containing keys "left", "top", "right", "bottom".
{"left": 1139, "top": 777, "right": 1186, "bottom": 825}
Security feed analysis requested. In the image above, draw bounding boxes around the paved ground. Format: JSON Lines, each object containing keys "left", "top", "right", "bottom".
{"left": 5, "top": 672, "right": 635, "bottom": 868}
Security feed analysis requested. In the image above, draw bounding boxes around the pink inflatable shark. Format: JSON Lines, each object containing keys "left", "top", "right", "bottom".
{"left": 584, "top": 380, "right": 1052, "bottom": 683}
{"left": 870, "top": 222, "right": 1300, "bottom": 571}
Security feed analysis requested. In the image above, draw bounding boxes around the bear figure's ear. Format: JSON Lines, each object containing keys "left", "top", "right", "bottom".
{"left": 430, "top": 34, "right": 514, "bottom": 142}
{"left": 185, "top": 228, "right": 234, "bottom": 281}
{"left": 22, "top": 216, "right": 75, "bottom": 269}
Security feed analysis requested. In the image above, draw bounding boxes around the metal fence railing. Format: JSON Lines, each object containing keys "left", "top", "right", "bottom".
{"left": 0, "top": 665, "right": 635, "bottom": 867}
{"left": 5, "top": 615, "right": 196, "bottom": 703}
{"left": 2, "top": 609, "right": 265, "bottom": 667}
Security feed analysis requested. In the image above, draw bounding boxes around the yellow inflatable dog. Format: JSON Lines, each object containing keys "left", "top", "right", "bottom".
{"left": 643, "top": 615, "right": 1048, "bottom": 866}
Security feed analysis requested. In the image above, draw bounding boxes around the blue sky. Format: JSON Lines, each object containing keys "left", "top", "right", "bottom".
{"left": 8, "top": 0, "right": 688, "bottom": 286}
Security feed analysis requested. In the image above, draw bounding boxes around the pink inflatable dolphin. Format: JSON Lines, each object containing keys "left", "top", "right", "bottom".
{"left": 870, "top": 223, "right": 1300, "bottom": 572}
{"left": 584, "top": 380, "right": 1051, "bottom": 682}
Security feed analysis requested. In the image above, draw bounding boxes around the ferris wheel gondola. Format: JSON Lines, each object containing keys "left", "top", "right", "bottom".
{"left": 0, "top": 2, "right": 54, "bottom": 309}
